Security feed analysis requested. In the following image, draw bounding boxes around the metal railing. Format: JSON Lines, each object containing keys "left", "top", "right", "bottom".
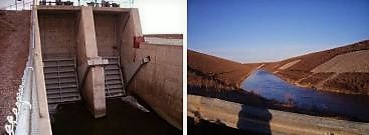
{"left": 1, "top": 0, "right": 134, "bottom": 10}
{"left": 0, "top": 0, "right": 34, "bottom": 10}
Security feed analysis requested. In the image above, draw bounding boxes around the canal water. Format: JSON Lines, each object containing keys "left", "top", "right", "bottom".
{"left": 241, "top": 69, "right": 369, "bottom": 122}
{"left": 51, "top": 99, "right": 181, "bottom": 135}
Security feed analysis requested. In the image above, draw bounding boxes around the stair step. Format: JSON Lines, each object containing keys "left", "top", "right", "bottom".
{"left": 44, "top": 64, "right": 75, "bottom": 68}
{"left": 44, "top": 69, "right": 75, "bottom": 74}
{"left": 102, "top": 57, "right": 125, "bottom": 98}
{"left": 45, "top": 78, "right": 77, "bottom": 85}
{"left": 43, "top": 58, "right": 80, "bottom": 105}
{"left": 105, "top": 65, "right": 119, "bottom": 70}
{"left": 47, "top": 89, "right": 79, "bottom": 94}
{"left": 106, "top": 92, "right": 124, "bottom": 98}
{"left": 44, "top": 74, "right": 76, "bottom": 79}
{"left": 43, "top": 58, "right": 75, "bottom": 62}
{"left": 46, "top": 82, "right": 78, "bottom": 88}
{"left": 47, "top": 92, "right": 80, "bottom": 98}
{"left": 106, "top": 80, "right": 122, "bottom": 85}
{"left": 105, "top": 75, "right": 121, "bottom": 80}
{"left": 105, "top": 70, "right": 120, "bottom": 75}
{"left": 106, "top": 84, "right": 123, "bottom": 89}
{"left": 44, "top": 66, "right": 75, "bottom": 71}
{"left": 46, "top": 85, "right": 78, "bottom": 90}
{"left": 47, "top": 96, "right": 81, "bottom": 104}
{"left": 106, "top": 88, "right": 123, "bottom": 93}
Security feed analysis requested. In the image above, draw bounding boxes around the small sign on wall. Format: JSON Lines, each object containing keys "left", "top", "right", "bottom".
{"left": 133, "top": 36, "right": 145, "bottom": 48}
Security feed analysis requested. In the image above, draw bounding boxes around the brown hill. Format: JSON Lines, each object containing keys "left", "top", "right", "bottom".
{"left": 264, "top": 40, "right": 369, "bottom": 95}
{"left": 188, "top": 50, "right": 260, "bottom": 88}
{"left": 187, "top": 50, "right": 269, "bottom": 108}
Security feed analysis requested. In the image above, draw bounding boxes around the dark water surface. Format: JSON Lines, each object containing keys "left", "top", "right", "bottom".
{"left": 242, "top": 70, "right": 369, "bottom": 122}
{"left": 51, "top": 99, "right": 181, "bottom": 135}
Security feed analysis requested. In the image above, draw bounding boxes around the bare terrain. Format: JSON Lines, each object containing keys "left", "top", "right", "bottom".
{"left": 188, "top": 49, "right": 269, "bottom": 108}
{"left": 0, "top": 10, "right": 30, "bottom": 134}
{"left": 188, "top": 50, "right": 260, "bottom": 88}
{"left": 264, "top": 40, "right": 369, "bottom": 95}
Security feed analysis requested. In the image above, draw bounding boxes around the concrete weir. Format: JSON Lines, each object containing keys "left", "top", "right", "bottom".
{"left": 32, "top": 5, "right": 182, "bottom": 133}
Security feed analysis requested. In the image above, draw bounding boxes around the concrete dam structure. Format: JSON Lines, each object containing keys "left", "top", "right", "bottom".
{"left": 4, "top": 4, "right": 182, "bottom": 135}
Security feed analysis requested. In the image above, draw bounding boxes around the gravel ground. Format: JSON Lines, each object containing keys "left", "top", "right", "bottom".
{"left": 0, "top": 10, "right": 30, "bottom": 134}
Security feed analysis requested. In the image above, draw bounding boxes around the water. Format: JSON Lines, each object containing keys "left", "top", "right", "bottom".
{"left": 51, "top": 99, "right": 181, "bottom": 135}
{"left": 242, "top": 69, "right": 369, "bottom": 122}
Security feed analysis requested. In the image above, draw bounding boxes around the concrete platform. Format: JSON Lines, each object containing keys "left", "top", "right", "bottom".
{"left": 188, "top": 95, "right": 369, "bottom": 135}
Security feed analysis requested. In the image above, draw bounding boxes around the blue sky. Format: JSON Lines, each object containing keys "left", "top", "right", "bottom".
{"left": 188, "top": 0, "right": 369, "bottom": 63}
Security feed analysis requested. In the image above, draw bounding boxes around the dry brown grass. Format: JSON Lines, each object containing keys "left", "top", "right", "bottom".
{"left": 263, "top": 40, "right": 369, "bottom": 95}
{"left": 188, "top": 50, "right": 260, "bottom": 88}
{"left": 299, "top": 72, "right": 334, "bottom": 86}
{"left": 188, "top": 69, "right": 236, "bottom": 91}
{"left": 187, "top": 50, "right": 269, "bottom": 106}
{"left": 324, "top": 73, "right": 369, "bottom": 94}
{"left": 278, "top": 40, "right": 369, "bottom": 72}
{"left": 276, "top": 70, "right": 311, "bottom": 82}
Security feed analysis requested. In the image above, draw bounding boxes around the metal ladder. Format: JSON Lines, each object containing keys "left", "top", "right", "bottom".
{"left": 43, "top": 58, "right": 81, "bottom": 106}
{"left": 103, "top": 56, "right": 125, "bottom": 98}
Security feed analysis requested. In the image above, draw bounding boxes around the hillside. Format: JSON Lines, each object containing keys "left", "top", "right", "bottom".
{"left": 188, "top": 50, "right": 260, "bottom": 88}
{"left": 264, "top": 40, "right": 369, "bottom": 95}
{"left": 187, "top": 50, "right": 268, "bottom": 107}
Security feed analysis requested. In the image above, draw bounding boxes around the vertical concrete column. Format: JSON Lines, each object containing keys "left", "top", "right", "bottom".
{"left": 120, "top": 8, "right": 145, "bottom": 86}
{"left": 33, "top": 8, "right": 53, "bottom": 135}
{"left": 77, "top": 6, "right": 106, "bottom": 118}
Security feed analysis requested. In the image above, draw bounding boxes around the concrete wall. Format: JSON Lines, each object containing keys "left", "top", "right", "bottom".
{"left": 120, "top": 8, "right": 142, "bottom": 65}
{"left": 129, "top": 44, "right": 183, "bottom": 130}
{"left": 118, "top": 9, "right": 183, "bottom": 130}
{"left": 94, "top": 13, "right": 121, "bottom": 57}
{"left": 38, "top": 11, "right": 77, "bottom": 59}
{"left": 38, "top": 7, "right": 107, "bottom": 118}
{"left": 76, "top": 7, "right": 106, "bottom": 118}
{"left": 32, "top": 9, "right": 53, "bottom": 135}
{"left": 188, "top": 95, "right": 369, "bottom": 135}
{"left": 37, "top": 7, "right": 183, "bottom": 129}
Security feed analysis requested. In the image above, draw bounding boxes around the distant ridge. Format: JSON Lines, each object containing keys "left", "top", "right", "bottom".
{"left": 188, "top": 50, "right": 260, "bottom": 88}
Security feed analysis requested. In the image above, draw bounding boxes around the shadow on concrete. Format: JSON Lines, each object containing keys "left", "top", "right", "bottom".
{"left": 188, "top": 105, "right": 272, "bottom": 135}
{"left": 188, "top": 117, "right": 248, "bottom": 135}
{"left": 237, "top": 105, "right": 272, "bottom": 135}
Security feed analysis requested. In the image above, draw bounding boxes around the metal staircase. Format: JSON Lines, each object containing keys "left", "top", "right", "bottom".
{"left": 43, "top": 58, "right": 81, "bottom": 106}
{"left": 103, "top": 56, "right": 125, "bottom": 98}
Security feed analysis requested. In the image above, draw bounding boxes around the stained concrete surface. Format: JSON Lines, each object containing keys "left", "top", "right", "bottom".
{"left": 38, "top": 12, "right": 77, "bottom": 59}
{"left": 130, "top": 44, "right": 183, "bottom": 129}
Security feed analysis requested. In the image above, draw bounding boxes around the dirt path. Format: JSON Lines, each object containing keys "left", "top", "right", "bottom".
{"left": 0, "top": 10, "right": 30, "bottom": 134}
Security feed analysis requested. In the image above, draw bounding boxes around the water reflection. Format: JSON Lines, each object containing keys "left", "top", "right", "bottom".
{"left": 242, "top": 70, "right": 369, "bottom": 122}
{"left": 51, "top": 99, "right": 180, "bottom": 135}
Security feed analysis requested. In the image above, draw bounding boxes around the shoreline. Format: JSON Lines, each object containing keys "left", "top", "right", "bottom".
{"left": 272, "top": 72, "right": 366, "bottom": 96}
